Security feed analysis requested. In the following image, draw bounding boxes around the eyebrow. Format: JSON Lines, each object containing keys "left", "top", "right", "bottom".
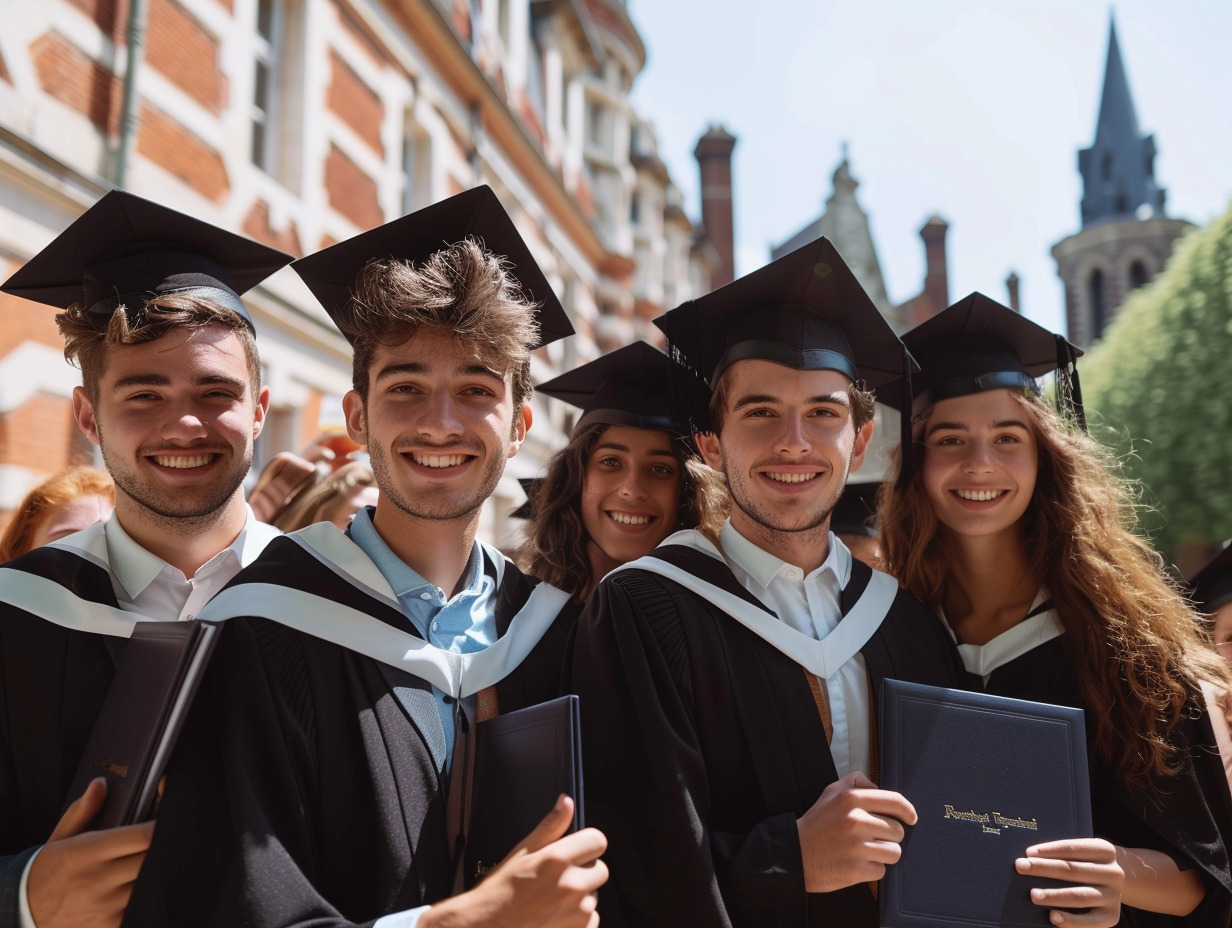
{"left": 730, "top": 391, "right": 850, "bottom": 411}
{"left": 926, "top": 418, "right": 1031, "bottom": 437}
{"left": 595, "top": 441, "right": 676, "bottom": 458}
{"left": 111, "top": 373, "right": 246, "bottom": 390}
{"left": 374, "top": 362, "right": 505, "bottom": 382}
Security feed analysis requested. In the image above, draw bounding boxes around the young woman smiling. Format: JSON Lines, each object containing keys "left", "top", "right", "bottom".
{"left": 519, "top": 342, "right": 725, "bottom": 602}
{"left": 879, "top": 294, "right": 1232, "bottom": 927}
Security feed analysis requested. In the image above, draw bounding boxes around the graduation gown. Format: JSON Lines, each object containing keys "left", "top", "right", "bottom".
{"left": 124, "top": 527, "right": 580, "bottom": 928}
{"left": 0, "top": 529, "right": 139, "bottom": 914}
{"left": 567, "top": 539, "right": 965, "bottom": 928}
{"left": 974, "top": 635, "right": 1232, "bottom": 928}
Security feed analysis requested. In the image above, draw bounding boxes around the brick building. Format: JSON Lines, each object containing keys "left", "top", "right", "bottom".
{"left": 0, "top": 0, "right": 719, "bottom": 545}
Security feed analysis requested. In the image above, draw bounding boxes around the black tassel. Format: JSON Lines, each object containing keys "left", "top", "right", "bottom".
{"left": 895, "top": 351, "right": 914, "bottom": 490}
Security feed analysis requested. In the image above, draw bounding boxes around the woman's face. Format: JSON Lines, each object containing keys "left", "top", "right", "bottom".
{"left": 581, "top": 425, "right": 682, "bottom": 574}
{"left": 920, "top": 389, "right": 1038, "bottom": 543}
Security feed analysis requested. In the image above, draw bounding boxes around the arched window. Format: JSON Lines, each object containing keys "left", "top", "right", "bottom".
{"left": 1129, "top": 260, "right": 1149, "bottom": 291}
{"left": 1089, "top": 269, "right": 1106, "bottom": 339}
{"left": 1101, "top": 153, "right": 1113, "bottom": 182}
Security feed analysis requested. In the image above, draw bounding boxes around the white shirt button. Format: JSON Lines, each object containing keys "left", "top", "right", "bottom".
{"left": 420, "top": 592, "right": 432, "bottom": 600}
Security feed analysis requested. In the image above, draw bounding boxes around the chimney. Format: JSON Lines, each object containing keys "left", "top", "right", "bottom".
{"left": 918, "top": 214, "right": 949, "bottom": 323}
{"left": 1005, "top": 271, "right": 1021, "bottom": 313}
{"left": 694, "top": 124, "right": 737, "bottom": 288}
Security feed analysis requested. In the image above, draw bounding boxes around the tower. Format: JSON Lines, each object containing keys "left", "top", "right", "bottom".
{"left": 1051, "top": 15, "right": 1193, "bottom": 347}
{"left": 694, "top": 124, "right": 737, "bottom": 289}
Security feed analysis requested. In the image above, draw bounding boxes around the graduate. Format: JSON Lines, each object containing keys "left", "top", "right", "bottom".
{"left": 567, "top": 238, "right": 965, "bottom": 927}
{"left": 126, "top": 186, "right": 607, "bottom": 928}
{"left": 518, "top": 341, "right": 726, "bottom": 601}
{"left": 878, "top": 293, "right": 1232, "bottom": 926}
{"left": 0, "top": 191, "right": 289, "bottom": 928}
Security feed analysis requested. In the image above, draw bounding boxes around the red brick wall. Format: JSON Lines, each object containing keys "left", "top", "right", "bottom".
{"left": 31, "top": 31, "right": 122, "bottom": 135}
{"left": 137, "top": 101, "right": 229, "bottom": 200}
{"left": 147, "top": 0, "right": 227, "bottom": 114}
{"left": 243, "top": 200, "right": 303, "bottom": 257}
{"left": 0, "top": 394, "right": 90, "bottom": 476}
{"left": 328, "top": 51, "right": 384, "bottom": 156}
{"left": 65, "top": 0, "right": 128, "bottom": 44}
{"left": 324, "top": 143, "right": 382, "bottom": 230}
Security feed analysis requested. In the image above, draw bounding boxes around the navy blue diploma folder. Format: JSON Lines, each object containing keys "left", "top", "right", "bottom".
{"left": 879, "top": 679, "right": 1092, "bottom": 928}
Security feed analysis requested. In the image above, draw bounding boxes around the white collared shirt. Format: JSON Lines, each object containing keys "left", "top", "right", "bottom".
{"left": 103, "top": 505, "right": 281, "bottom": 622}
{"left": 719, "top": 520, "right": 870, "bottom": 778}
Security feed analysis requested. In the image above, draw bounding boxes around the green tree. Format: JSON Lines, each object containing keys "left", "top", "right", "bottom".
{"left": 1081, "top": 202, "right": 1232, "bottom": 565}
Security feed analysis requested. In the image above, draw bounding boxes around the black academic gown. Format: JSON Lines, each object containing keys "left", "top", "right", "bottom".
{"left": 0, "top": 540, "right": 129, "bottom": 917}
{"left": 976, "top": 635, "right": 1232, "bottom": 927}
{"left": 567, "top": 542, "right": 966, "bottom": 928}
{"left": 124, "top": 530, "right": 579, "bottom": 928}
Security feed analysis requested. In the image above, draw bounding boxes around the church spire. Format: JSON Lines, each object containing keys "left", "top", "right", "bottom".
{"left": 1077, "top": 13, "right": 1166, "bottom": 226}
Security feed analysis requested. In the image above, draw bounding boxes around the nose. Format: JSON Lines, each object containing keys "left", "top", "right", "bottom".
{"left": 774, "top": 415, "right": 812, "bottom": 457}
{"left": 616, "top": 468, "right": 650, "bottom": 501}
{"left": 163, "top": 401, "right": 209, "bottom": 441}
{"left": 414, "top": 391, "right": 465, "bottom": 443}
{"left": 960, "top": 439, "right": 995, "bottom": 474}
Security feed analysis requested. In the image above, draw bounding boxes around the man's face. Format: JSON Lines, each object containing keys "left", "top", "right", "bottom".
{"left": 73, "top": 324, "right": 268, "bottom": 522}
{"left": 696, "top": 360, "right": 871, "bottom": 540}
{"left": 344, "top": 328, "right": 528, "bottom": 528}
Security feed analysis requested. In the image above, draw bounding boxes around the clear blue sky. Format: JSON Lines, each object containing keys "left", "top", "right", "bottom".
{"left": 626, "top": 0, "right": 1232, "bottom": 335}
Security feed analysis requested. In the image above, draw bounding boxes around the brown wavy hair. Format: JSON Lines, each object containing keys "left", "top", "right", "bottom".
{"left": 274, "top": 461, "right": 377, "bottom": 533}
{"left": 879, "top": 390, "right": 1232, "bottom": 793}
{"left": 57, "top": 294, "right": 261, "bottom": 406}
{"left": 340, "top": 239, "right": 538, "bottom": 410}
{"left": 517, "top": 423, "right": 729, "bottom": 600}
{"left": 0, "top": 466, "right": 115, "bottom": 561}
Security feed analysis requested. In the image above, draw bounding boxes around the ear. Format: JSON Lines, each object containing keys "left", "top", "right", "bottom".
{"left": 343, "top": 390, "right": 366, "bottom": 444}
{"left": 72, "top": 387, "right": 101, "bottom": 447}
{"left": 252, "top": 385, "right": 270, "bottom": 439}
{"left": 508, "top": 403, "right": 532, "bottom": 458}
{"left": 695, "top": 430, "right": 723, "bottom": 472}
{"left": 848, "top": 419, "right": 875, "bottom": 475}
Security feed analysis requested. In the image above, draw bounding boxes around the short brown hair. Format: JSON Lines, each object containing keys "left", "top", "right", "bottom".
{"left": 339, "top": 239, "right": 539, "bottom": 408}
{"left": 57, "top": 293, "right": 261, "bottom": 405}
{"left": 706, "top": 367, "right": 876, "bottom": 435}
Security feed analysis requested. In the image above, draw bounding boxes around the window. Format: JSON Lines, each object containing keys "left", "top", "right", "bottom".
{"left": 629, "top": 190, "right": 640, "bottom": 224}
{"left": 587, "top": 99, "right": 604, "bottom": 147}
{"left": 1100, "top": 152, "right": 1113, "bottom": 182}
{"left": 1089, "top": 269, "right": 1106, "bottom": 339}
{"left": 251, "top": 0, "right": 283, "bottom": 172}
{"left": 1129, "top": 260, "right": 1148, "bottom": 291}
{"left": 401, "top": 117, "right": 432, "bottom": 215}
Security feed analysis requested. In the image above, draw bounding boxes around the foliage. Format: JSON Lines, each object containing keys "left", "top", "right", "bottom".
{"left": 1080, "top": 201, "right": 1232, "bottom": 562}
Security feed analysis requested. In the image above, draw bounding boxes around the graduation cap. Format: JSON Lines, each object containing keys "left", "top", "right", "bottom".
{"left": 536, "top": 341, "right": 699, "bottom": 436}
{"left": 1, "top": 189, "right": 292, "bottom": 333}
{"left": 291, "top": 185, "right": 572, "bottom": 347}
{"left": 830, "top": 479, "right": 881, "bottom": 538}
{"left": 510, "top": 477, "right": 543, "bottom": 521}
{"left": 654, "top": 236, "right": 916, "bottom": 484}
{"left": 890, "top": 292, "right": 1085, "bottom": 428}
{"left": 1191, "top": 542, "right": 1232, "bottom": 614}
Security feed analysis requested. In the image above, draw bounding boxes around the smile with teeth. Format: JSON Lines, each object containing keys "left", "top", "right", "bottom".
{"left": 152, "top": 453, "right": 215, "bottom": 468}
{"left": 764, "top": 472, "right": 817, "bottom": 484}
{"left": 954, "top": 488, "right": 1007, "bottom": 502}
{"left": 410, "top": 452, "right": 470, "bottom": 468}
{"left": 607, "top": 511, "right": 652, "bottom": 526}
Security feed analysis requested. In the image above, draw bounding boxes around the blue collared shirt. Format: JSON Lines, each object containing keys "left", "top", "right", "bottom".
{"left": 347, "top": 507, "right": 498, "bottom": 762}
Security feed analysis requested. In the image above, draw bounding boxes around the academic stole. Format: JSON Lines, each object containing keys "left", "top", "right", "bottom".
{"left": 803, "top": 669, "right": 879, "bottom": 900}
{"left": 445, "top": 686, "right": 501, "bottom": 892}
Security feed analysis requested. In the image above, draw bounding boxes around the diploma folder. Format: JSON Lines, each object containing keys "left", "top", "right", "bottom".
{"left": 464, "top": 694, "right": 584, "bottom": 885}
{"left": 879, "top": 679, "right": 1092, "bottom": 928}
{"left": 65, "top": 620, "right": 220, "bottom": 829}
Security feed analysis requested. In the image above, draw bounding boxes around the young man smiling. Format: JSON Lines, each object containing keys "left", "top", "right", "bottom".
{"left": 126, "top": 187, "right": 606, "bottom": 928}
{"left": 0, "top": 190, "right": 291, "bottom": 928}
{"left": 568, "top": 238, "right": 965, "bottom": 927}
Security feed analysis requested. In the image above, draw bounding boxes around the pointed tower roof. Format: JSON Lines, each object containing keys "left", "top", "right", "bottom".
{"left": 1077, "top": 14, "right": 1166, "bottom": 226}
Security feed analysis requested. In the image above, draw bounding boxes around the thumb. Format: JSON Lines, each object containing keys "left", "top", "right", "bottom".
{"left": 49, "top": 777, "right": 107, "bottom": 841}
{"left": 845, "top": 770, "right": 878, "bottom": 790}
{"left": 506, "top": 794, "right": 574, "bottom": 859}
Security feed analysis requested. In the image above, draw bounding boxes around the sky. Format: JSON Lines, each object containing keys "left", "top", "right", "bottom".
{"left": 624, "top": 0, "right": 1232, "bottom": 335}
